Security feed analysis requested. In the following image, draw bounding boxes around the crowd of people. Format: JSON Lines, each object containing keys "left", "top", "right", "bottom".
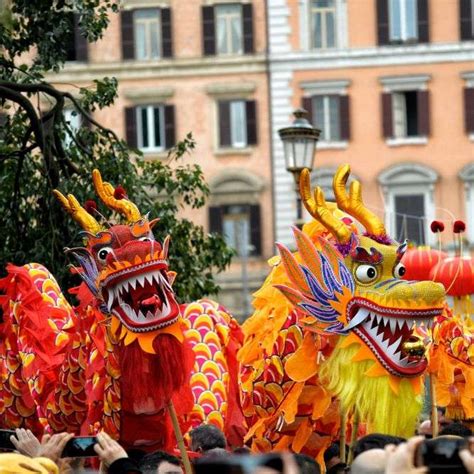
{"left": 3, "top": 415, "right": 474, "bottom": 474}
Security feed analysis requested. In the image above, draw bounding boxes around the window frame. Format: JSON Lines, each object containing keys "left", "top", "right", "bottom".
{"left": 136, "top": 104, "right": 165, "bottom": 153}
{"left": 313, "top": 94, "right": 341, "bottom": 142}
{"left": 310, "top": 0, "right": 337, "bottom": 50}
{"left": 378, "top": 164, "right": 438, "bottom": 246}
{"left": 217, "top": 99, "right": 249, "bottom": 149}
{"left": 388, "top": 0, "right": 418, "bottom": 43}
{"left": 215, "top": 3, "right": 243, "bottom": 56}
{"left": 133, "top": 8, "right": 162, "bottom": 60}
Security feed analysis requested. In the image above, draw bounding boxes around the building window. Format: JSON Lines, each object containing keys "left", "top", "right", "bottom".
{"left": 136, "top": 105, "right": 164, "bottom": 152}
{"left": 218, "top": 100, "right": 257, "bottom": 149}
{"left": 311, "top": 0, "right": 337, "bottom": 49}
{"left": 380, "top": 75, "right": 431, "bottom": 143}
{"left": 124, "top": 104, "right": 175, "bottom": 152}
{"left": 202, "top": 4, "right": 254, "bottom": 56}
{"left": 391, "top": 91, "right": 419, "bottom": 138}
{"left": 394, "top": 194, "right": 425, "bottom": 244}
{"left": 460, "top": 0, "right": 474, "bottom": 40}
{"left": 121, "top": 8, "right": 172, "bottom": 60}
{"left": 377, "top": 0, "right": 429, "bottom": 45}
{"left": 209, "top": 204, "right": 261, "bottom": 257}
{"left": 389, "top": 0, "right": 417, "bottom": 42}
{"left": 134, "top": 9, "right": 161, "bottom": 60}
{"left": 63, "top": 108, "right": 82, "bottom": 147}
{"left": 462, "top": 73, "right": 474, "bottom": 136}
{"left": 378, "top": 163, "right": 438, "bottom": 246}
{"left": 313, "top": 95, "right": 340, "bottom": 141}
{"left": 215, "top": 4, "right": 243, "bottom": 55}
{"left": 65, "top": 13, "right": 88, "bottom": 62}
{"left": 460, "top": 164, "right": 474, "bottom": 244}
{"left": 302, "top": 93, "right": 350, "bottom": 143}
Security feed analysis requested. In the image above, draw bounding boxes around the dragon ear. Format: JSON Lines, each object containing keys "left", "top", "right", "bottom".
{"left": 149, "top": 218, "right": 160, "bottom": 229}
{"left": 65, "top": 247, "right": 99, "bottom": 296}
{"left": 167, "top": 271, "right": 177, "bottom": 286}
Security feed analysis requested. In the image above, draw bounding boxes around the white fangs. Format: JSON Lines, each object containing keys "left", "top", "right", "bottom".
{"left": 347, "top": 306, "right": 435, "bottom": 368}
{"left": 105, "top": 270, "right": 172, "bottom": 324}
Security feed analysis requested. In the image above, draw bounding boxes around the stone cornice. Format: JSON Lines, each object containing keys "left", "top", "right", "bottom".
{"left": 46, "top": 55, "right": 266, "bottom": 83}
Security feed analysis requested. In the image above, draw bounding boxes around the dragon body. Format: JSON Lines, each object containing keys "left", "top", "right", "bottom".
{"left": 0, "top": 170, "right": 244, "bottom": 450}
{"left": 239, "top": 165, "right": 446, "bottom": 461}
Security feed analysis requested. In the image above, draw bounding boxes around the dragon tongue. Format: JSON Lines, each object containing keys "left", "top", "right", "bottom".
{"left": 140, "top": 295, "right": 163, "bottom": 312}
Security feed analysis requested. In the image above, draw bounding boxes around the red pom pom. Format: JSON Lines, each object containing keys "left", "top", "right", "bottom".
{"left": 430, "top": 220, "right": 445, "bottom": 233}
{"left": 453, "top": 220, "right": 466, "bottom": 234}
{"left": 84, "top": 200, "right": 98, "bottom": 214}
{"left": 114, "top": 185, "right": 127, "bottom": 200}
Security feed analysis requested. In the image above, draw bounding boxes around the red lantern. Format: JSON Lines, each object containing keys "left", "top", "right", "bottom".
{"left": 430, "top": 256, "right": 474, "bottom": 296}
{"left": 402, "top": 248, "right": 448, "bottom": 281}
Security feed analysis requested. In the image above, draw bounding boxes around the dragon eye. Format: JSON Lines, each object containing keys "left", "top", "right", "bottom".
{"left": 394, "top": 262, "right": 406, "bottom": 279}
{"left": 355, "top": 264, "right": 378, "bottom": 284}
{"left": 97, "top": 247, "right": 113, "bottom": 264}
{"left": 138, "top": 236, "right": 153, "bottom": 242}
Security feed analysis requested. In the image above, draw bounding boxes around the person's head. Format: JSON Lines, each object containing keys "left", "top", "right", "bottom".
{"left": 324, "top": 443, "right": 341, "bottom": 470}
{"left": 439, "top": 422, "right": 473, "bottom": 437}
{"left": 140, "top": 450, "right": 182, "bottom": 474}
{"left": 189, "top": 424, "right": 227, "bottom": 453}
{"left": 353, "top": 433, "right": 405, "bottom": 459}
{"left": 198, "top": 447, "right": 229, "bottom": 460}
{"left": 417, "top": 420, "right": 433, "bottom": 438}
{"left": 0, "top": 453, "right": 58, "bottom": 474}
{"left": 326, "top": 462, "right": 348, "bottom": 474}
{"left": 350, "top": 448, "right": 387, "bottom": 474}
{"left": 233, "top": 446, "right": 252, "bottom": 455}
{"left": 294, "top": 453, "right": 321, "bottom": 474}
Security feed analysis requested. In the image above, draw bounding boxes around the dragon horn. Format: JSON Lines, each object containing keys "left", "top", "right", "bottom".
{"left": 299, "top": 168, "right": 352, "bottom": 243}
{"left": 333, "top": 164, "right": 386, "bottom": 237}
{"left": 92, "top": 169, "right": 141, "bottom": 223}
{"left": 53, "top": 190, "right": 103, "bottom": 234}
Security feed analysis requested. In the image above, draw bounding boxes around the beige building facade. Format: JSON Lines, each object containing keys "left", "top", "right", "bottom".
{"left": 269, "top": 0, "right": 474, "bottom": 250}
{"left": 49, "top": 0, "right": 273, "bottom": 320}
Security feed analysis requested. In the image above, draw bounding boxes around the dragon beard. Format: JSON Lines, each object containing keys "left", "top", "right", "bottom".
{"left": 320, "top": 340, "right": 423, "bottom": 438}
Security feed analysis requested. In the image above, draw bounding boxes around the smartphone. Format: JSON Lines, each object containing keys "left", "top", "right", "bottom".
{"left": 61, "top": 436, "right": 98, "bottom": 458}
{"left": 0, "top": 429, "right": 16, "bottom": 451}
{"left": 415, "top": 436, "right": 468, "bottom": 473}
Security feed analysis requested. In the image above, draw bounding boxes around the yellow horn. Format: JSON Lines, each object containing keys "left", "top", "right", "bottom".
{"left": 92, "top": 169, "right": 141, "bottom": 223}
{"left": 53, "top": 190, "right": 103, "bottom": 235}
{"left": 333, "top": 164, "right": 387, "bottom": 237}
{"left": 299, "top": 168, "right": 352, "bottom": 243}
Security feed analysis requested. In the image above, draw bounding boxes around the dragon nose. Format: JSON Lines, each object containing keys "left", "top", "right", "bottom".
{"left": 388, "top": 281, "right": 446, "bottom": 306}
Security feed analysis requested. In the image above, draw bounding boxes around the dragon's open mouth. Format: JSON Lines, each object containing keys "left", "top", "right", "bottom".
{"left": 347, "top": 298, "right": 442, "bottom": 377}
{"left": 102, "top": 260, "right": 179, "bottom": 332}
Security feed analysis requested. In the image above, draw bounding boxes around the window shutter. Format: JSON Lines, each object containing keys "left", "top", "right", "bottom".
{"left": 209, "top": 206, "right": 223, "bottom": 234}
{"left": 164, "top": 104, "right": 176, "bottom": 149}
{"left": 417, "top": 0, "right": 430, "bottom": 43}
{"left": 218, "top": 101, "right": 231, "bottom": 147}
{"left": 302, "top": 97, "right": 314, "bottom": 124}
{"left": 339, "top": 95, "right": 351, "bottom": 141}
{"left": 202, "top": 6, "right": 216, "bottom": 56}
{"left": 121, "top": 10, "right": 135, "bottom": 60}
{"left": 249, "top": 205, "right": 261, "bottom": 256}
{"left": 242, "top": 4, "right": 254, "bottom": 54}
{"left": 381, "top": 92, "right": 393, "bottom": 138}
{"left": 376, "top": 0, "right": 390, "bottom": 45}
{"left": 74, "top": 14, "right": 88, "bottom": 62}
{"left": 161, "top": 8, "right": 173, "bottom": 58}
{"left": 464, "top": 87, "right": 474, "bottom": 133}
{"left": 460, "top": 0, "right": 473, "bottom": 40}
{"left": 417, "top": 90, "right": 430, "bottom": 136}
{"left": 125, "top": 107, "right": 137, "bottom": 148}
{"left": 246, "top": 100, "right": 257, "bottom": 145}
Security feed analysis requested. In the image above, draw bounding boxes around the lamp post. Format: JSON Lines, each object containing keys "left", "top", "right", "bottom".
{"left": 278, "top": 108, "right": 320, "bottom": 228}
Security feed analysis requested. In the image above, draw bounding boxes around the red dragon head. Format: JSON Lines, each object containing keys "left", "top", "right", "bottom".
{"left": 53, "top": 170, "right": 181, "bottom": 350}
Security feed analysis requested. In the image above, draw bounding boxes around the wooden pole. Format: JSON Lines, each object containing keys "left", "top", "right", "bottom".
{"left": 430, "top": 375, "right": 439, "bottom": 438}
{"left": 347, "top": 412, "right": 360, "bottom": 465}
{"left": 168, "top": 400, "right": 192, "bottom": 474}
{"left": 339, "top": 410, "right": 347, "bottom": 463}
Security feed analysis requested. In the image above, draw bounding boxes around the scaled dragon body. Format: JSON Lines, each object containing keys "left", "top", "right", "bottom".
{"left": 0, "top": 170, "right": 244, "bottom": 450}
{"left": 239, "top": 165, "right": 446, "bottom": 461}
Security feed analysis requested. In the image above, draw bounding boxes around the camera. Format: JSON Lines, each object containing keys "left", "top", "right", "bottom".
{"left": 414, "top": 435, "right": 469, "bottom": 473}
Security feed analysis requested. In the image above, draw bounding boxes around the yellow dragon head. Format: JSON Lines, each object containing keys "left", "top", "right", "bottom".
{"left": 275, "top": 164, "right": 446, "bottom": 436}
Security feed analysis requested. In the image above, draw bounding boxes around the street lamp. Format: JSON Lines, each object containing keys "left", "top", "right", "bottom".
{"left": 278, "top": 108, "right": 320, "bottom": 227}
